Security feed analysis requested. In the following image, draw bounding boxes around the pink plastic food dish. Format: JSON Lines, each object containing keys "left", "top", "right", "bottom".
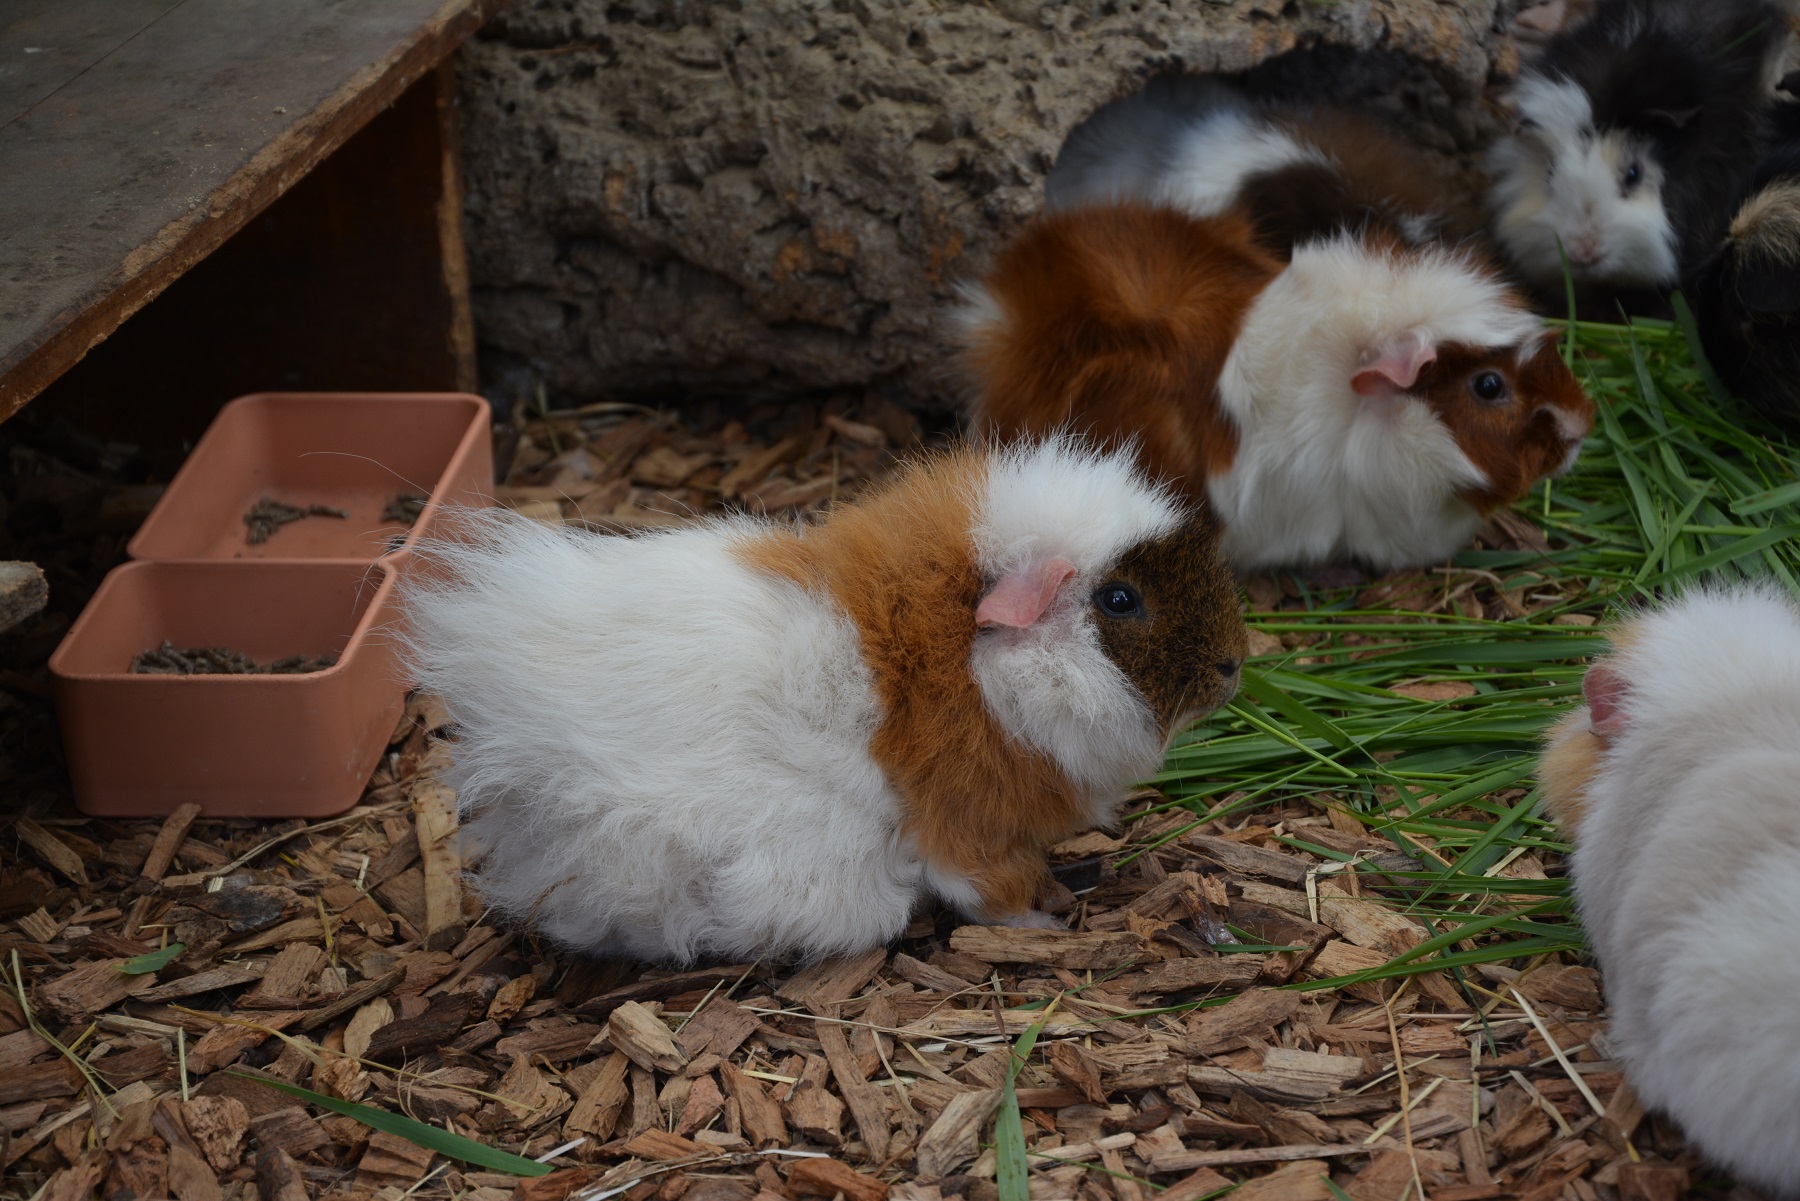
{"left": 51, "top": 392, "right": 492, "bottom": 817}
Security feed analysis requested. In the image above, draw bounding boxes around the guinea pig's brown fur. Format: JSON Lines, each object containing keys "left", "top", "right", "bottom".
{"left": 741, "top": 445, "right": 1245, "bottom": 915}
{"left": 965, "top": 205, "right": 1280, "bottom": 497}
{"left": 1539, "top": 707, "right": 1602, "bottom": 834}
{"left": 1417, "top": 336, "right": 1593, "bottom": 512}
{"left": 1538, "top": 620, "right": 1644, "bottom": 837}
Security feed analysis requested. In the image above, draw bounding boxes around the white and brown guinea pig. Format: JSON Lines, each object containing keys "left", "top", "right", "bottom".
{"left": 1046, "top": 76, "right": 1479, "bottom": 259}
{"left": 403, "top": 438, "right": 1247, "bottom": 965}
{"left": 1488, "top": 0, "right": 1793, "bottom": 298}
{"left": 1539, "top": 584, "right": 1800, "bottom": 1195}
{"left": 1687, "top": 79, "right": 1800, "bottom": 430}
{"left": 960, "top": 204, "right": 1594, "bottom": 573}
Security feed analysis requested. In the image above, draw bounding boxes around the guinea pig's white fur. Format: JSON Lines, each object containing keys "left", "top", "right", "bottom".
{"left": 1152, "top": 107, "right": 1325, "bottom": 220}
{"left": 1211, "top": 233, "right": 1550, "bottom": 571}
{"left": 1488, "top": 75, "right": 1680, "bottom": 289}
{"left": 404, "top": 439, "right": 1180, "bottom": 964}
{"left": 1046, "top": 78, "right": 1324, "bottom": 215}
{"left": 1544, "top": 584, "right": 1800, "bottom": 1194}
{"left": 969, "top": 444, "right": 1176, "bottom": 802}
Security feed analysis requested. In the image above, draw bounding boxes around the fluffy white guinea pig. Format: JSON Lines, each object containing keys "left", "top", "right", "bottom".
{"left": 403, "top": 438, "right": 1248, "bottom": 965}
{"left": 1539, "top": 583, "right": 1800, "bottom": 1195}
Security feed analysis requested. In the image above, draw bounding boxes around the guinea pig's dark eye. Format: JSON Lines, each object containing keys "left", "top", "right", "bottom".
{"left": 1622, "top": 160, "right": 1643, "bottom": 190}
{"left": 1469, "top": 370, "right": 1510, "bottom": 404}
{"left": 1094, "top": 582, "right": 1143, "bottom": 619}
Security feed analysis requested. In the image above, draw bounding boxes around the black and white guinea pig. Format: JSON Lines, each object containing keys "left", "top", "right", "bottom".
{"left": 1489, "top": 0, "right": 1793, "bottom": 297}
{"left": 1687, "top": 77, "right": 1800, "bottom": 430}
{"left": 1539, "top": 583, "right": 1800, "bottom": 1196}
{"left": 404, "top": 438, "right": 1247, "bottom": 965}
{"left": 1046, "top": 75, "right": 1478, "bottom": 259}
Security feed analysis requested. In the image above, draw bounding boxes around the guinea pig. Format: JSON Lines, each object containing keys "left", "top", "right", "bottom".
{"left": 1046, "top": 76, "right": 1476, "bottom": 260}
{"left": 1686, "top": 80, "right": 1800, "bottom": 430}
{"left": 403, "top": 438, "right": 1248, "bottom": 965}
{"left": 959, "top": 204, "right": 1594, "bottom": 573}
{"left": 1487, "top": 0, "right": 1792, "bottom": 298}
{"left": 1539, "top": 583, "right": 1800, "bottom": 1195}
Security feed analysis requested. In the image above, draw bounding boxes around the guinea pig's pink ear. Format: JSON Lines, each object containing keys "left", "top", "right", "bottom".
{"left": 977, "top": 557, "right": 1076, "bottom": 629}
{"left": 1351, "top": 331, "right": 1437, "bottom": 399}
{"left": 1583, "top": 664, "right": 1630, "bottom": 738}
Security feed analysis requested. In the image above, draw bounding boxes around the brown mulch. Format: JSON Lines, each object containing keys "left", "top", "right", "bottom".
{"left": 0, "top": 393, "right": 1709, "bottom": 1201}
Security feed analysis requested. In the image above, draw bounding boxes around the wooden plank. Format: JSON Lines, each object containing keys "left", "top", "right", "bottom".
{"left": 0, "top": 2, "right": 183, "bottom": 126}
{"left": 0, "top": 0, "right": 502, "bottom": 417}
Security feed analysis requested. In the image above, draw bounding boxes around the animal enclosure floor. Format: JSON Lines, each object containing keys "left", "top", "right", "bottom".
{"left": 1, "top": 373, "right": 1750, "bottom": 1201}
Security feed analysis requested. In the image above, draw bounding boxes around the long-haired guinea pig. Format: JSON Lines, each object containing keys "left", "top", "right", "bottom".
{"left": 959, "top": 204, "right": 1594, "bottom": 573}
{"left": 1539, "top": 583, "right": 1800, "bottom": 1195}
{"left": 1046, "top": 76, "right": 1478, "bottom": 259}
{"left": 403, "top": 438, "right": 1247, "bottom": 965}
{"left": 1687, "top": 81, "right": 1800, "bottom": 430}
{"left": 1488, "top": 0, "right": 1792, "bottom": 297}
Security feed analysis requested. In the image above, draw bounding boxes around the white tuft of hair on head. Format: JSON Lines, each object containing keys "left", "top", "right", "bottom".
{"left": 968, "top": 436, "right": 1183, "bottom": 812}
{"left": 1488, "top": 75, "right": 1679, "bottom": 289}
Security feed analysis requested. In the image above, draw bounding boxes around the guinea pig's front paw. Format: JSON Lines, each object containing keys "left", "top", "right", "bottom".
{"left": 991, "top": 908, "right": 1067, "bottom": 931}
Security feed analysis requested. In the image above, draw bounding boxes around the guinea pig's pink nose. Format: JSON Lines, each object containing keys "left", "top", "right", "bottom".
{"left": 1565, "top": 236, "right": 1601, "bottom": 266}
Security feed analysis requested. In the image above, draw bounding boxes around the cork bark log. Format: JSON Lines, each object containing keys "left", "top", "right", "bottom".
{"left": 458, "top": 0, "right": 1525, "bottom": 409}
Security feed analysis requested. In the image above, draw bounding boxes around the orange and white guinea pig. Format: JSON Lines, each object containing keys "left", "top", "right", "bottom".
{"left": 960, "top": 204, "right": 1594, "bottom": 573}
{"left": 404, "top": 438, "right": 1247, "bottom": 965}
{"left": 1540, "top": 584, "right": 1800, "bottom": 1196}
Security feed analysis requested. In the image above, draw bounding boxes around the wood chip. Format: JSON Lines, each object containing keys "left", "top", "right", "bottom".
{"left": 914, "top": 1087, "right": 1000, "bottom": 1179}
{"left": 566, "top": 1050, "right": 631, "bottom": 1138}
{"left": 720, "top": 1062, "right": 788, "bottom": 1148}
{"left": 254, "top": 1146, "right": 310, "bottom": 1201}
{"left": 412, "top": 781, "right": 467, "bottom": 952}
{"left": 776, "top": 947, "right": 888, "bottom": 1014}
{"left": 819, "top": 1020, "right": 890, "bottom": 1162}
{"left": 1184, "top": 834, "right": 1310, "bottom": 884}
{"left": 1132, "top": 954, "right": 1263, "bottom": 996}
{"left": 250, "top": 1106, "right": 329, "bottom": 1158}
{"left": 620, "top": 1128, "right": 705, "bottom": 1160}
{"left": 1187, "top": 988, "right": 1303, "bottom": 1054}
{"left": 783, "top": 1054, "right": 845, "bottom": 1145}
{"left": 365, "top": 992, "right": 475, "bottom": 1063}
{"left": 344, "top": 996, "right": 394, "bottom": 1061}
{"left": 180, "top": 1096, "right": 249, "bottom": 1172}
{"left": 14, "top": 817, "right": 88, "bottom": 885}
{"left": 138, "top": 803, "right": 206, "bottom": 881}
{"left": 239, "top": 942, "right": 329, "bottom": 1007}
{"left": 787, "top": 1157, "right": 890, "bottom": 1201}
{"left": 1229, "top": 1159, "right": 1337, "bottom": 1201}
{"left": 35, "top": 958, "right": 154, "bottom": 1022}
{"left": 136, "top": 961, "right": 267, "bottom": 1003}
{"left": 676, "top": 998, "right": 760, "bottom": 1061}
{"left": 608, "top": 1000, "right": 689, "bottom": 1074}
{"left": 355, "top": 1128, "right": 438, "bottom": 1191}
{"left": 1317, "top": 896, "right": 1429, "bottom": 957}
{"left": 1047, "top": 1040, "right": 1107, "bottom": 1104}
{"left": 948, "top": 926, "right": 1146, "bottom": 968}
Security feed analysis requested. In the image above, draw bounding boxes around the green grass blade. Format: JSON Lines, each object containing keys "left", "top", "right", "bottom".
{"left": 118, "top": 942, "right": 185, "bottom": 975}
{"left": 228, "top": 1073, "right": 554, "bottom": 1176}
{"left": 995, "top": 1011, "right": 1050, "bottom": 1201}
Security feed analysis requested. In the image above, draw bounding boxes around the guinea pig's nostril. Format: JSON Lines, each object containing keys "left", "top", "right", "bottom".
{"left": 1217, "top": 659, "right": 1242, "bottom": 678}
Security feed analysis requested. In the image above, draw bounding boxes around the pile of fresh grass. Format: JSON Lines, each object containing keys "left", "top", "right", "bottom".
{"left": 1142, "top": 306, "right": 1800, "bottom": 993}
